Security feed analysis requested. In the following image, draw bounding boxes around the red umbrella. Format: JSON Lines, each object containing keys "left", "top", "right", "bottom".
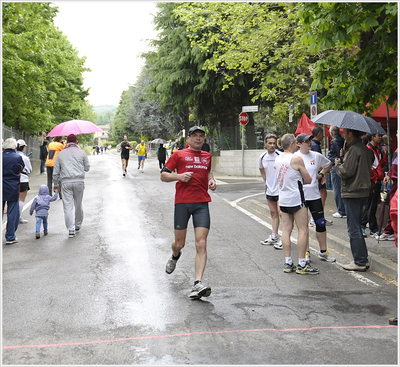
{"left": 47, "top": 119, "right": 103, "bottom": 137}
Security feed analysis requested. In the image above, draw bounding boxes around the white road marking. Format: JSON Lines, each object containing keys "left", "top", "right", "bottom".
{"left": 224, "top": 194, "right": 380, "bottom": 287}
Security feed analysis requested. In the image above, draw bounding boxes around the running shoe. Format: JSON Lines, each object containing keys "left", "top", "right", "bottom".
{"left": 273, "top": 239, "right": 283, "bottom": 250}
{"left": 305, "top": 251, "right": 311, "bottom": 265}
{"left": 19, "top": 218, "right": 28, "bottom": 224}
{"left": 332, "top": 212, "right": 346, "bottom": 218}
{"left": 260, "top": 234, "right": 279, "bottom": 246}
{"left": 283, "top": 262, "right": 296, "bottom": 273}
{"left": 165, "top": 252, "right": 181, "bottom": 274}
{"left": 188, "top": 282, "right": 211, "bottom": 299}
{"left": 318, "top": 250, "right": 336, "bottom": 262}
{"left": 325, "top": 219, "right": 333, "bottom": 226}
{"left": 69, "top": 231, "right": 75, "bottom": 238}
{"left": 375, "top": 233, "right": 395, "bottom": 241}
{"left": 296, "top": 264, "right": 320, "bottom": 275}
{"left": 370, "top": 231, "right": 381, "bottom": 238}
{"left": 5, "top": 238, "right": 18, "bottom": 245}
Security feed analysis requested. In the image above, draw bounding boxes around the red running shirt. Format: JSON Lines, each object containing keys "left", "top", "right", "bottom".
{"left": 165, "top": 148, "right": 212, "bottom": 204}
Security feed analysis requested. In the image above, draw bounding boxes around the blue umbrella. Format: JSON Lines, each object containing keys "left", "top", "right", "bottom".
{"left": 311, "top": 110, "right": 386, "bottom": 135}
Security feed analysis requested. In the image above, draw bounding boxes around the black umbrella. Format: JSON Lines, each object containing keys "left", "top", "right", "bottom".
{"left": 311, "top": 110, "right": 386, "bottom": 134}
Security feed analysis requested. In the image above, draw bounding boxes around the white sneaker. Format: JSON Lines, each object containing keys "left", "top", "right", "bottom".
{"left": 375, "top": 233, "right": 395, "bottom": 241}
{"left": 318, "top": 250, "right": 336, "bottom": 262}
{"left": 325, "top": 219, "right": 333, "bottom": 226}
{"left": 19, "top": 218, "right": 28, "bottom": 224}
{"left": 332, "top": 212, "right": 346, "bottom": 218}
{"left": 273, "top": 239, "right": 283, "bottom": 250}
{"left": 188, "top": 281, "right": 211, "bottom": 299}
{"left": 260, "top": 234, "right": 279, "bottom": 245}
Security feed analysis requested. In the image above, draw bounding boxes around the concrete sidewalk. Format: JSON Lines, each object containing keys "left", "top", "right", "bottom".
{"left": 214, "top": 173, "right": 398, "bottom": 283}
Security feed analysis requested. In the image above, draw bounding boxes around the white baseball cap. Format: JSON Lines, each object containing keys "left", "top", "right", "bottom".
{"left": 16, "top": 139, "right": 27, "bottom": 146}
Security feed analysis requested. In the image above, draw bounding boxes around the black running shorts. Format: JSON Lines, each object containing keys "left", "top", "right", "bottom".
{"left": 20, "top": 182, "right": 30, "bottom": 192}
{"left": 174, "top": 202, "right": 210, "bottom": 230}
{"left": 280, "top": 203, "right": 306, "bottom": 214}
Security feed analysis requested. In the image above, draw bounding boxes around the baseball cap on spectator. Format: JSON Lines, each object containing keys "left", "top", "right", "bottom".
{"left": 188, "top": 126, "right": 205, "bottom": 136}
{"left": 296, "top": 133, "right": 313, "bottom": 143}
{"left": 16, "top": 139, "right": 27, "bottom": 147}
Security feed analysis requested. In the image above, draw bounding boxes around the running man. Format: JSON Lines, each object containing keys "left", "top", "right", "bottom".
{"left": 161, "top": 126, "right": 217, "bottom": 299}
{"left": 258, "top": 133, "right": 282, "bottom": 249}
{"left": 274, "top": 134, "right": 317, "bottom": 275}
{"left": 135, "top": 140, "right": 147, "bottom": 171}
{"left": 294, "top": 133, "right": 335, "bottom": 264}
{"left": 120, "top": 135, "right": 132, "bottom": 176}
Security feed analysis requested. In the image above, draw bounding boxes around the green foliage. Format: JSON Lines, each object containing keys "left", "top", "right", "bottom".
{"left": 2, "top": 2, "right": 90, "bottom": 135}
{"left": 97, "top": 110, "right": 115, "bottom": 125}
{"left": 175, "top": 2, "right": 315, "bottom": 131}
{"left": 298, "top": 2, "right": 397, "bottom": 113}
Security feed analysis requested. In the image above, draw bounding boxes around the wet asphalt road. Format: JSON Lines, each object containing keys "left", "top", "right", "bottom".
{"left": 2, "top": 151, "right": 398, "bottom": 365}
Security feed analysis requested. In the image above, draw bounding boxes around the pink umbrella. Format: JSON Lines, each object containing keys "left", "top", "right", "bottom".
{"left": 46, "top": 119, "right": 103, "bottom": 137}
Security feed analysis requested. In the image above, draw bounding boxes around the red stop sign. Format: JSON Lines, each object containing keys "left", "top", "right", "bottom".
{"left": 239, "top": 112, "right": 249, "bottom": 126}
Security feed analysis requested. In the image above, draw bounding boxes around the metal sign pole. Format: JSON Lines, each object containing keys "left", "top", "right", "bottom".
{"left": 242, "top": 125, "right": 244, "bottom": 177}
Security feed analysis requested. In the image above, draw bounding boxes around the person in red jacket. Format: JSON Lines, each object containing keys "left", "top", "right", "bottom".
{"left": 361, "top": 133, "right": 387, "bottom": 237}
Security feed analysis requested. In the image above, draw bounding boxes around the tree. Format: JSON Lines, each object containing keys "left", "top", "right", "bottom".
{"left": 176, "top": 2, "right": 316, "bottom": 133}
{"left": 299, "top": 2, "right": 397, "bottom": 113}
{"left": 142, "top": 3, "right": 259, "bottom": 148}
{"left": 2, "top": 3, "right": 90, "bottom": 135}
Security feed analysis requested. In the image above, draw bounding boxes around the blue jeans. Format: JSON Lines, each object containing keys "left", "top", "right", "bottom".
{"left": 331, "top": 166, "right": 346, "bottom": 216}
{"left": 40, "top": 159, "right": 46, "bottom": 174}
{"left": 2, "top": 200, "right": 20, "bottom": 241}
{"left": 36, "top": 215, "right": 48, "bottom": 235}
{"left": 343, "top": 197, "right": 369, "bottom": 266}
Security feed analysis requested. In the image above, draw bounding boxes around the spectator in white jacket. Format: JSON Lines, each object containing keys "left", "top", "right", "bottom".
{"left": 16, "top": 139, "right": 32, "bottom": 224}
{"left": 53, "top": 134, "right": 90, "bottom": 238}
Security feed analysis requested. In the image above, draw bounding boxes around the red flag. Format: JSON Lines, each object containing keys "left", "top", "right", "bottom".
{"left": 295, "top": 113, "right": 316, "bottom": 136}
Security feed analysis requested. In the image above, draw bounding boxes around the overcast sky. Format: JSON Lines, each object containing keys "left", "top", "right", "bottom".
{"left": 53, "top": 1, "right": 159, "bottom": 107}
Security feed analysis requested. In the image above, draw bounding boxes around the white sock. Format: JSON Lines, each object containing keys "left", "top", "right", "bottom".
{"left": 19, "top": 200, "right": 24, "bottom": 219}
{"left": 285, "top": 257, "right": 293, "bottom": 265}
{"left": 299, "top": 258, "right": 307, "bottom": 267}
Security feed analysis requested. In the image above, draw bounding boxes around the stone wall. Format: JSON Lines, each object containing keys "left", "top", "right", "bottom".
{"left": 211, "top": 150, "right": 263, "bottom": 177}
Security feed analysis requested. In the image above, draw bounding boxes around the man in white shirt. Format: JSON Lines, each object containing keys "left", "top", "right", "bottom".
{"left": 295, "top": 133, "right": 335, "bottom": 264}
{"left": 259, "top": 133, "right": 282, "bottom": 250}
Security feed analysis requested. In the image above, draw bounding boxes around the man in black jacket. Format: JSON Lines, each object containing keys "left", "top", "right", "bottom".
{"left": 39, "top": 140, "right": 48, "bottom": 174}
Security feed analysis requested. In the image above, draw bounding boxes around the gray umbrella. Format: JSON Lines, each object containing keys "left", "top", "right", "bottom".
{"left": 311, "top": 110, "right": 386, "bottom": 135}
{"left": 151, "top": 138, "right": 166, "bottom": 145}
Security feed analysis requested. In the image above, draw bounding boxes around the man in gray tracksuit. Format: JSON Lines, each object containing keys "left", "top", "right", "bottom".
{"left": 53, "top": 134, "right": 90, "bottom": 238}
